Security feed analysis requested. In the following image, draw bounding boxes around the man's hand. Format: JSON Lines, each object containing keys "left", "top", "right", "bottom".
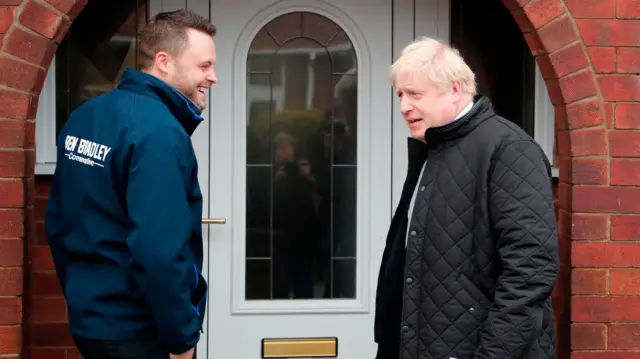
{"left": 170, "top": 348, "right": 194, "bottom": 359}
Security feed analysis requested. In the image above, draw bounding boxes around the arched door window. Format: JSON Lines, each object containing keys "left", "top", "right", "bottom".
{"left": 244, "top": 11, "right": 359, "bottom": 300}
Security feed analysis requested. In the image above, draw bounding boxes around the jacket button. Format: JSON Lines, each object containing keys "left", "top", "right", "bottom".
{"left": 402, "top": 326, "right": 410, "bottom": 333}
{"left": 419, "top": 185, "right": 425, "bottom": 191}
{"left": 410, "top": 230, "right": 417, "bottom": 236}
{"left": 406, "top": 277, "right": 413, "bottom": 284}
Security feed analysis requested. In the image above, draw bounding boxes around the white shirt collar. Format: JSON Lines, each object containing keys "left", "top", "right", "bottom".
{"left": 454, "top": 99, "right": 474, "bottom": 121}
{"left": 433, "top": 100, "right": 474, "bottom": 129}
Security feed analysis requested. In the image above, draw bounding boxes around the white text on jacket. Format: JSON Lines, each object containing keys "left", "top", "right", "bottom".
{"left": 64, "top": 135, "right": 112, "bottom": 168}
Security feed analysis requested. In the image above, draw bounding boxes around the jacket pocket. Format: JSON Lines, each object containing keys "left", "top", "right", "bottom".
{"left": 190, "top": 264, "right": 208, "bottom": 318}
{"left": 457, "top": 273, "right": 491, "bottom": 310}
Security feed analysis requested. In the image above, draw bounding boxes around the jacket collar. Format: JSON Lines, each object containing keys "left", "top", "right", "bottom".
{"left": 424, "top": 95, "right": 494, "bottom": 144}
{"left": 406, "top": 95, "right": 495, "bottom": 164}
{"left": 117, "top": 67, "right": 204, "bottom": 136}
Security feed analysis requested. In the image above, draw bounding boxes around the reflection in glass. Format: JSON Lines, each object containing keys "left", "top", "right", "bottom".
{"left": 55, "top": 0, "right": 148, "bottom": 140}
{"left": 245, "top": 11, "right": 358, "bottom": 300}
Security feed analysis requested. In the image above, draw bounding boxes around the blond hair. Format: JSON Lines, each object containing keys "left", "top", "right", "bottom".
{"left": 390, "top": 36, "right": 477, "bottom": 95}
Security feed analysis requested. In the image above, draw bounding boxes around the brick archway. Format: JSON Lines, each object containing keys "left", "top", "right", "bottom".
{"left": 0, "top": 0, "right": 636, "bottom": 357}
{"left": 504, "top": 1, "right": 609, "bottom": 358}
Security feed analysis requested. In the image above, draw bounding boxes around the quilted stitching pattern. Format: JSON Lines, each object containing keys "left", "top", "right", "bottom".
{"left": 398, "top": 116, "right": 559, "bottom": 359}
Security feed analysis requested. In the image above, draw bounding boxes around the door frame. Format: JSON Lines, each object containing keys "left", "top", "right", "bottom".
{"left": 200, "top": 0, "right": 451, "bottom": 356}
{"left": 205, "top": 0, "right": 395, "bottom": 356}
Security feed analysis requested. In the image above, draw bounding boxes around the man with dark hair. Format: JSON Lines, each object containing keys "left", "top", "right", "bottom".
{"left": 45, "top": 9, "right": 217, "bottom": 359}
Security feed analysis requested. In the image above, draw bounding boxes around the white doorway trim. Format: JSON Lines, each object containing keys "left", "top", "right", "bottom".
{"left": 228, "top": 0, "right": 375, "bottom": 315}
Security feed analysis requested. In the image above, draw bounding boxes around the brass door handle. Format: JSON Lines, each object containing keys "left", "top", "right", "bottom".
{"left": 202, "top": 218, "right": 226, "bottom": 225}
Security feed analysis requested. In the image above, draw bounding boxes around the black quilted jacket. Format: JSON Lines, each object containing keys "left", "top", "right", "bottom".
{"left": 374, "top": 96, "right": 559, "bottom": 359}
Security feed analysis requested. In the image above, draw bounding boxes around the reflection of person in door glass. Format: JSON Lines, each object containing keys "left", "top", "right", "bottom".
{"left": 374, "top": 37, "right": 559, "bottom": 359}
{"left": 271, "top": 132, "right": 320, "bottom": 299}
{"left": 45, "top": 10, "right": 217, "bottom": 359}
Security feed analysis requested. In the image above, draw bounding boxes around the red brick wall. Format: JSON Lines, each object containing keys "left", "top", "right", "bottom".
{"left": 30, "top": 178, "right": 77, "bottom": 358}
{"left": 552, "top": 0, "right": 640, "bottom": 357}
{"left": 0, "top": 0, "right": 638, "bottom": 358}
{"left": 0, "top": 0, "right": 86, "bottom": 358}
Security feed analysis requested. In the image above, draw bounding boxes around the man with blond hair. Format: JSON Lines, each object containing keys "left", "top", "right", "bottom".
{"left": 373, "top": 37, "right": 559, "bottom": 359}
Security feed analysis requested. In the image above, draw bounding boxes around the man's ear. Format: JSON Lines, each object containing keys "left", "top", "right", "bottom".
{"left": 451, "top": 80, "right": 463, "bottom": 97}
{"left": 154, "top": 51, "right": 171, "bottom": 74}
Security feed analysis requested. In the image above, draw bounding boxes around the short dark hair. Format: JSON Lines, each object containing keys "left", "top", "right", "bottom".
{"left": 138, "top": 9, "right": 217, "bottom": 70}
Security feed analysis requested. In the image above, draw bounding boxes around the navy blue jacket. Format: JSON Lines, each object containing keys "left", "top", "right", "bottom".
{"left": 45, "top": 68, "right": 207, "bottom": 354}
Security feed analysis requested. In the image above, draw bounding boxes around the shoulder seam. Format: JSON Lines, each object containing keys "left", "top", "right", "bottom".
{"left": 485, "top": 115, "right": 531, "bottom": 140}
{"left": 490, "top": 139, "right": 550, "bottom": 179}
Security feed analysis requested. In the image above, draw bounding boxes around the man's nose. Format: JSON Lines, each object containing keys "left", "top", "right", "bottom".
{"left": 399, "top": 96, "right": 412, "bottom": 114}
{"left": 207, "top": 70, "right": 218, "bottom": 84}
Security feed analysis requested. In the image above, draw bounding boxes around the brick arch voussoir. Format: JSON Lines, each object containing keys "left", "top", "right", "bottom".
{"left": 0, "top": 0, "right": 88, "bottom": 121}
{"left": 501, "top": 0, "right": 607, "bottom": 168}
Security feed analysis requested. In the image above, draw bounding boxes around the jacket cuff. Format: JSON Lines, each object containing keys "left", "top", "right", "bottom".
{"left": 166, "top": 333, "right": 199, "bottom": 355}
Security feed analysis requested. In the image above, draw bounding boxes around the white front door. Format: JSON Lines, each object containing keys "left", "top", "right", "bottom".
{"left": 205, "top": 0, "right": 392, "bottom": 357}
